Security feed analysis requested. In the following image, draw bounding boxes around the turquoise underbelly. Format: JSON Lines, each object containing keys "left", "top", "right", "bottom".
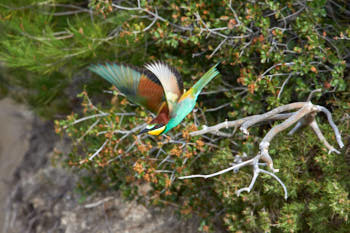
{"left": 163, "top": 99, "right": 196, "bottom": 133}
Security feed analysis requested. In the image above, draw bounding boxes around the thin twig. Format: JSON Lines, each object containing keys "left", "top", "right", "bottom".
{"left": 310, "top": 120, "right": 340, "bottom": 154}
{"left": 316, "top": 106, "right": 344, "bottom": 148}
{"left": 178, "top": 158, "right": 254, "bottom": 179}
{"left": 84, "top": 197, "right": 114, "bottom": 208}
{"left": 88, "top": 139, "right": 108, "bottom": 161}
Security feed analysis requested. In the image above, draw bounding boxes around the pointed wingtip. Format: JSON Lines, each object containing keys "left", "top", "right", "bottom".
{"left": 214, "top": 61, "right": 223, "bottom": 74}
{"left": 88, "top": 64, "right": 101, "bottom": 73}
{"left": 88, "top": 64, "right": 96, "bottom": 71}
{"left": 207, "top": 62, "right": 221, "bottom": 77}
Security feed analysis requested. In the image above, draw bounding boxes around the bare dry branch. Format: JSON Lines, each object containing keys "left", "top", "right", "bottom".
{"left": 240, "top": 102, "right": 308, "bottom": 135}
{"left": 180, "top": 101, "right": 343, "bottom": 199}
{"left": 190, "top": 113, "right": 293, "bottom": 137}
{"left": 310, "top": 120, "right": 340, "bottom": 154}
{"left": 316, "top": 105, "right": 344, "bottom": 148}
{"left": 88, "top": 139, "right": 108, "bottom": 161}
{"left": 178, "top": 158, "right": 254, "bottom": 179}
{"left": 84, "top": 197, "right": 114, "bottom": 208}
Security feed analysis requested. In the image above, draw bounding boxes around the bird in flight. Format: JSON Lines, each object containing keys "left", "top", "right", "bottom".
{"left": 89, "top": 61, "right": 220, "bottom": 135}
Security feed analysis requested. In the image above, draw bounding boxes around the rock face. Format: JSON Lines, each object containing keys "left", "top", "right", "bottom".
{"left": 0, "top": 98, "right": 206, "bottom": 233}
{"left": 0, "top": 98, "right": 33, "bottom": 233}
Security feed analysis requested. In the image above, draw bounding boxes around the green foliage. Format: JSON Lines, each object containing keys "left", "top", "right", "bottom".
{"left": 1, "top": 0, "right": 350, "bottom": 232}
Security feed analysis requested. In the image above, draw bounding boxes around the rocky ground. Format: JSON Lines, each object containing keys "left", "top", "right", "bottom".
{"left": 0, "top": 98, "right": 212, "bottom": 233}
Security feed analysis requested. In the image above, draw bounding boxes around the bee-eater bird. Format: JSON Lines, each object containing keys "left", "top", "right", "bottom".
{"left": 89, "top": 61, "right": 220, "bottom": 135}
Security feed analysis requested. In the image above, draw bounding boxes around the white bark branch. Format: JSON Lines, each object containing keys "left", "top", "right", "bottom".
{"left": 88, "top": 139, "right": 108, "bottom": 161}
{"left": 180, "top": 101, "right": 343, "bottom": 199}
{"left": 310, "top": 120, "right": 340, "bottom": 154}
{"left": 178, "top": 158, "right": 254, "bottom": 179}
{"left": 316, "top": 106, "right": 344, "bottom": 148}
{"left": 240, "top": 102, "right": 308, "bottom": 135}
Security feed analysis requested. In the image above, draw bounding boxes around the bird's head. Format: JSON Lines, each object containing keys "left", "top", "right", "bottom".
{"left": 139, "top": 123, "right": 166, "bottom": 136}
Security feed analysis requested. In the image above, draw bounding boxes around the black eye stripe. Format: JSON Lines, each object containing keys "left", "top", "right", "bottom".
{"left": 152, "top": 124, "right": 165, "bottom": 130}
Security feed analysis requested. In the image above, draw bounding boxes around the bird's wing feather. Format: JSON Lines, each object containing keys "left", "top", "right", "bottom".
{"left": 144, "top": 61, "right": 183, "bottom": 114}
{"left": 89, "top": 63, "right": 167, "bottom": 114}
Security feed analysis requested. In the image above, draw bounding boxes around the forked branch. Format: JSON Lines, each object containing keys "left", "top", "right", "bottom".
{"left": 179, "top": 101, "right": 343, "bottom": 199}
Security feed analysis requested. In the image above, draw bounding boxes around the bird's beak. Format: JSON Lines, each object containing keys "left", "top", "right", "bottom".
{"left": 138, "top": 128, "right": 150, "bottom": 135}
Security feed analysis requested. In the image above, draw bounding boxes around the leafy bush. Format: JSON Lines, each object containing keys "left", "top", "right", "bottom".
{"left": 1, "top": 0, "right": 350, "bottom": 232}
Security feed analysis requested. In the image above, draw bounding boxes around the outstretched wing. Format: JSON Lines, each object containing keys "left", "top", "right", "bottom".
{"left": 89, "top": 63, "right": 167, "bottom": 114}
{"left": 144, "top": 61, "right": 183, "bottom": 114}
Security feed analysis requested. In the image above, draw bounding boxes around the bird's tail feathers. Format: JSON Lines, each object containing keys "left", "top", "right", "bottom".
{"left": 191, "top": 63, "right": 220, "bottom": 97}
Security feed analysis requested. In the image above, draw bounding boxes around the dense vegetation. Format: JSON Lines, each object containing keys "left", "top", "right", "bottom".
{"left": 1, "top": 0, "right": 349, "bottom": 232}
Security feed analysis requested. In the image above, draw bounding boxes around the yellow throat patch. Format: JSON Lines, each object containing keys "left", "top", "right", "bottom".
{"left": 148, "top": 125, "right": 166, "bottom": 135}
